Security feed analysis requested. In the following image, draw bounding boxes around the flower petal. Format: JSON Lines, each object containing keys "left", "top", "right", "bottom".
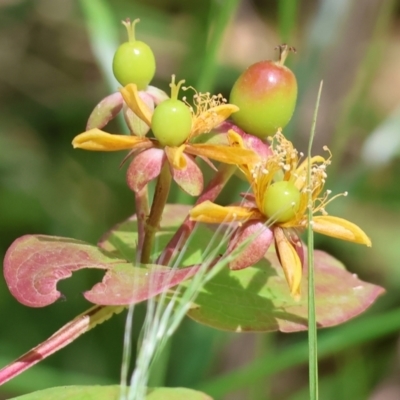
{"left": 274, "top": 227, "right": 302, "bottom": 299}
{"left": 126, "top": 148, "right": 165, "bottom": 193}
{"left": 191, "top": 104, "right": 239, "bottom": 137}
{"left": 190, "top": 201, "right": 260, "bottom": 223}
{"left": 214, "top": 123, "right": 272, "bottom": 160}
{"left": 72, "top": 129, "right": 151, "bottom": 151}
{"left": 185, "top": 143, "right": 259, "bottom": 165}
{"left": 312, "top": 216, "right": 372, "bottom": 246}
{"left": 86, "top": 92, "right": 123, "bottom": 130}
{"left": 124, "top": 91, "right": 154, "bottom": 137}
{"left": 146, "top": 85, "right": 169, "bottom": 105}
{"left": 120, "top": 83, "right": 152, "bottom": 127}
{"left": 170, "top": 154, "right": 203, "bottom": 196}
{"left": 164, "top": 145, "right": 187, "bottom": 170}
{"left": 228, "top": 221, "right": 273, "bottom": 270}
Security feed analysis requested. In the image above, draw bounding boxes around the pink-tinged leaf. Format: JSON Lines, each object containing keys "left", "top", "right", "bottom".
{"left": 228, "top": 221, "right": 273, "bottom": 270}
{"left": 84, "top": 263, "right": 201, "bottom": 305}
{"left": 3, "top": 233, "right": 202, "bottom": 307}
{"left": 3, "top": 235, "right": 123, "bottom": 307}
{"left": 170, "top": 154, "right": 203, "bottom": 196}
{"left": 185, "top": 249, "right": 385, "bottom": 332}
{"left": 126, "top": 148, "right": 165, "bottom": 193}
{"left": 124, "top": 91, "right": 154, "bottom": 137}
{"left": 7, "top": 385, "right": 213, "bottom": 400}
{"left": 86, "top": 92, "right": 123, "bottom": 130}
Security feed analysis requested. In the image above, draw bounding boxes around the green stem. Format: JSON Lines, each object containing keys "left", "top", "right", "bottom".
{"left": 307, "top": 81, "right": 323, "bottom": 400}
{"left": 148, "top": 337, "right": 172, "bottom": 388}
{"left": 135, "top": 187, "right": 150, "bottom": 261}
{"left": 141, "top": 162, "right": 172, "bottom": 264}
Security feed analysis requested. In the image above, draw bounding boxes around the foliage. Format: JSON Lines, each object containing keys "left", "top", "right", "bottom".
{"left": 1, "top": 0, "right": 399, "bottom": 399}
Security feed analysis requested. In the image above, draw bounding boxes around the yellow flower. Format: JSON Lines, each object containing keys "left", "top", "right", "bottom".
{"left": 72, "top": 81, "right": 259, "bottom": 196}
{"left": 190, "top": 131, "right": 371, "bottom": 298}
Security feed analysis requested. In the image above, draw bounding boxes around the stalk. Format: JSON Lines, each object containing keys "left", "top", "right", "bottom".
{"left": 0, "top": 305, "right": 124, "bottom": 385}
{"left": 158, "top": 163, "right": 236, "bottom": 265}
{"left": 141, "top": 162, "right": 172, "bottom": 264}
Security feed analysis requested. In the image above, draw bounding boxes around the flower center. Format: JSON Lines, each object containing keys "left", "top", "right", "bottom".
{"left": 262, "top": 180, "right": 301, "bottom": 223}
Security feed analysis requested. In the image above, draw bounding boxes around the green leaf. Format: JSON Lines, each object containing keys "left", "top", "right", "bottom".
{"left": 98, "top": 204, "right": 210, "bottom": 266}
{"left": 99, "top": 204, "right": 383, "bottom": 330}
{"left": 8, "top": 385, "right": 212, "bottom": 400}
{"left": 184, "top": 249, "right": 384, "bottom": 332}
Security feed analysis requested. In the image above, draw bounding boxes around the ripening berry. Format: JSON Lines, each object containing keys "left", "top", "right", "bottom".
{"left": 112, "top": 18, "right": 156, "bottom": 90}
{"left": 229, "top": 45, "right": 297, "bottom": 139}
{"left": 152, "top": 76, "right": 192, "bottom": 147}
{"left": 262, "top": 180, "right": 301, "bottom": 223}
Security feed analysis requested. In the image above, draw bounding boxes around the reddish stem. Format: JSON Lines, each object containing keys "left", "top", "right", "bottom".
{"left": 0, "top": 305, "right": 124, "bottom": 386}
{"left": 135, "top": 187, "right": 150, "bottom": 262}
{"left": 158, "top": 163, "right": 236, "bottom": 265}
{"left": 141, "top": 162, "right": 172, "bottom": 264}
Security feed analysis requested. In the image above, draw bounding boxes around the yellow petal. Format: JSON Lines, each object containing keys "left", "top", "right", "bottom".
{"left": 72, "top": 129, "right": 151, "bottom": 151}
{"left": 186, "top": 143, "right": 259, "bottom": 165}
{"left": 119, "top": 83, "right": 153, "bottom": 127}
{"left": 274, "top": 227, "right": 302, "bottom": 299}
{"left": 164, "top": 145, "right": 187, "bottom": 170}
{"left": 191, "top": 104, "right": 239, "bottom": 137}
{"left": 312, "top": 215, "right": 372, "bottom": 246}
{"left": 189, "top": 200, "right": 259, "bottom": 223}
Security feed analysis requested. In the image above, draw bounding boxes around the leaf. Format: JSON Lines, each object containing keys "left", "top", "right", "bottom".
{"left": 8, "top": 385, "right": 212, "bottom": 400}
{"left": 146, "top": 387, "right": 212, "bottom": 400}
{"left": 185, "top": 249, "right": 385, "bottom": 333}
{"left": 98, "top": 204, "right": 384, "bottom": 330}
{"left": 84, "top": 263, "right": 200, "bottom": 305}
{"left": 3, "top": 234, "right": 199, "bottom": 307}
{"left": 4, "top": 235, "right": 119, "bottom": 307}
{"left": 98, "top": 204, "right": 209, "bottom": 267}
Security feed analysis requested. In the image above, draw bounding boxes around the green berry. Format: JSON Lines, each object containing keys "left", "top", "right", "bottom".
{"left": 152, "top": 76, "right": 192, "bottom": 147}
{"left": 229, "top": 44, "right": 297, "bottom": 139}
{"left": 112, "top": 19, "right": 156, "bottom": 90}
{"left": 262, "top": 181, "right": 301, "bottom": 223}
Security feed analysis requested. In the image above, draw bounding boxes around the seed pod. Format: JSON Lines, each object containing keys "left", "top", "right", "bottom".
{"left": 112, "top": 18, "right": 156, "bottom": 90}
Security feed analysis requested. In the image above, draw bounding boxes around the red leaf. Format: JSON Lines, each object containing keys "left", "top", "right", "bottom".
{"left": 3, "top": 235, "right": 123, "bottom": 307}
{"left": 84, "top": 263, "right": 200, "bottom": 305}
{"left": 3, "top": 235, "right": 200, "bottom": 307}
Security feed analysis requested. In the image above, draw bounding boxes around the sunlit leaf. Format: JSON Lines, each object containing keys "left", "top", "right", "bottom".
{"left": 8, "top": 385, "right": 212, "bottom": 400}
{"left": 3, "top": 233, "right": 199, "bottom": 307}
{"left": 185, "top": 249, "right": 384, "bottom": 332}
{"left": 84, "top": 263, "right": 200, "bottom": 305}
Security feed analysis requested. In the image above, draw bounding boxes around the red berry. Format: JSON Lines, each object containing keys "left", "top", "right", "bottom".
{"left": 229, "top": 45, "right": 297, "bottom": 139}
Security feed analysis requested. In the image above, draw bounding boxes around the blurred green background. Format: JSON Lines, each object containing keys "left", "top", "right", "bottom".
{"left": 1, "top": 0, "right": 400, "bottom": 399}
